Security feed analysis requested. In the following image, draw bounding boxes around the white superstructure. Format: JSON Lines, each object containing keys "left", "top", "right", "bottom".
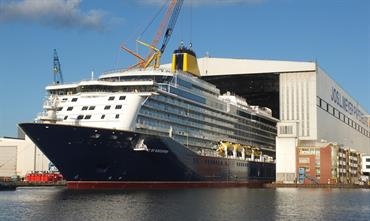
{"left": 36, "top": 66, "right": 278, "bottom": 156}
{"left": 37, "top": 69, "right": 160, "bottom": 131}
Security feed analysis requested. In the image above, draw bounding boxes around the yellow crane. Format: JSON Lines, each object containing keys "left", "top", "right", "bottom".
{"left": 121, "top": 0, "right": 184, "bottom": 70}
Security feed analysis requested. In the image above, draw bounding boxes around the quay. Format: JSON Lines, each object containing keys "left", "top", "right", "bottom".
{"left": 264, "top": 183, "right": 370, "bottom": 189}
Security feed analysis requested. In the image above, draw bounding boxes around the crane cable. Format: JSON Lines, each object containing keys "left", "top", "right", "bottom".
{"left": 138, "top": 0, "right": 168, "bottom": 40}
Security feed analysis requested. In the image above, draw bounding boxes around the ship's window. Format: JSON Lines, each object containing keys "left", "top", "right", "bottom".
{"left": 62, "top": 98, "right": 68, "bottom": 101}
{"left": 64, "top": 116, "right": 68, "bottom": 120}
{"left": 67, "top": 107, "right": 73, "bottom": 111}
{"left": 57, "top": 107, "right": 63, "bottom": 111}
{"left": 119, "top": 96, "right": 126, "bottom": 100}
{"left": 85, "top": 115, "right": 91, "bottom": 119}
{"left": 101, "top": 114, "right": 105, "bottom": 119}
{"left": 108, "top": 96, "right": 115, "bottom": 101}
{"left": 115, "top": 105, "right": 122, "bottom": 109}
{"left": 89, "top": 106, "right": 95, "bottom": 110}
{"left": 77, "top": 115, "right": 84, "bottom": 120}
{"left": 82, "top": 106, "right": 88, "bottom": 110}
{"left": 71, "top": 98, "right": 78, "bottom": 102}
{"left": 104, "top": 105, "right": 111, "bottom": 110}
{"left": 115, "top": 114, "right": 120, "bottom": 119}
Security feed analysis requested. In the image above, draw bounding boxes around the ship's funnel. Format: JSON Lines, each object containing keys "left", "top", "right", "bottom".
{"left": 171, "top": 44, "right": 200, "bottom": 76}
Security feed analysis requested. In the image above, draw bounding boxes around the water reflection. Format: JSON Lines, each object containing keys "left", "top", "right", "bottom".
{"left": 0, "top": 187, "right": 369, "bottom": 221}
{"left": 274, "top": 188, "right": 370, "bottom": 221}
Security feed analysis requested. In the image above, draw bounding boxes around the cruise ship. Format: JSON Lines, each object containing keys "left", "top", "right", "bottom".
{"left": 19, "top": 46, "right": 278, "bottom": 189}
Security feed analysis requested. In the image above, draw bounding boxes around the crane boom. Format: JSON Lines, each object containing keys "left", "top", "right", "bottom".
{"left": 160, "top": 0, "right": 183, "bottom": 54}
{"left": 121, "top": 0, "right": 184, "bottom": 70}
{"left": 148, "top": 0, "right": 184, "bottom": 56}
{"left": 53, "top": 49, "right": 63, "bottom": 84}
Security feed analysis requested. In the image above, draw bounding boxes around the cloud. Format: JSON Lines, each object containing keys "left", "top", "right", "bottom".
{"left": 0, "top": 0, "right": 106, "bottom": 30}
{"left": 138, "top": 0, "right": 265, "bottom": 6}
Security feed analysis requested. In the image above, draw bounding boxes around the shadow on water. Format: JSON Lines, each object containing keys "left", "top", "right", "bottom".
{"left": 43, "top": 187, "right": 279, "bottom": 221}
{"left": 0, "top": 187, "right": 369, "bottom": 221}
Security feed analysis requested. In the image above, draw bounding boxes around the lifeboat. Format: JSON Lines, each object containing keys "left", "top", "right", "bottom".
{"left": 216, "top": 141, "right": 262, "bottom": 160}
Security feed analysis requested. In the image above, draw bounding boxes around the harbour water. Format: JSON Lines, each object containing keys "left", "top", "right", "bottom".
{"left": 1, "top": 187, "right": 369, "bottom": 221}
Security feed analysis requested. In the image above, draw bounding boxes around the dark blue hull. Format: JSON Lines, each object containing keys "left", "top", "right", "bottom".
{"left": 19, "top": 123, "right": 275, "bottom": 188}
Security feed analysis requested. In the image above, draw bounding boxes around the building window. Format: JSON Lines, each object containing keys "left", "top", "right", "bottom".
{"left": 366, "top": 158, "right": 370, "bottom": 162}
{"left": 366, "top": 165, "right": 370, "bottom": 169}
{"left": 334, "top": 109, "right": 339, "bottom": 118}
{"left": 71, "top": 98, "right": 78, "bottom": 102}
{"left": 85, "top": 115, "right": 91, "bottom": 119}
{"left": 349, "top": 119, "right": 353, "bottom": 127}
{"left": 77, "top": 115, "right": 84, "bottom": 120}
{"left": 67, "top": 107, "right": 73, "bottom": 111}
{"left": 104, "top": 105, "right": 111, "bottom": 110}
{"left": 339, "top": 113, "right": 344, "bottom": 121}
{"left": 119, "top": 96, "right": 126, "bottom": 100}
{"left": 321, "top": 99, "right": 328, "bottom": 110}
{"left": 101, "top": 114, "right": 105, "bottom": 119}
{"left": 299, "top": 157, "right": 310, "bottom": 164}
{"left": 115, "top": 114, "right": 120, "bottom": 119}
{"left": 115, "top": 105, "right": 122, "bottom": 109}
{"left": 89, "top": 106, "right": 95, "bottom": 110}
{"left": 82, "top": 106, "right": 88, "bottom": 110}
{"left": 108, "top": 96, "right": 115, "bottom": 101}
{"left": 279, "top": 125, "right": 293, "bottom": 135}
{"left": 328, "top": 105, "right": 333, "bottom": 114}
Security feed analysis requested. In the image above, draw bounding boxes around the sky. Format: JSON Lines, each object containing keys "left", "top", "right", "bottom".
{"left": 0, "top": 0, "right": 369, "bottom": 137}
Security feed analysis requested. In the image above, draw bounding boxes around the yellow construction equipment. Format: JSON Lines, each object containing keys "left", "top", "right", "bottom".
{"left": 121, "top": 0, "right": 184, "bottom": 70}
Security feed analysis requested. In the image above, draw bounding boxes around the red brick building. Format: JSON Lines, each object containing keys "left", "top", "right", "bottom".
{"left": 296, "top": 143, "right": 361, "bottom": 184}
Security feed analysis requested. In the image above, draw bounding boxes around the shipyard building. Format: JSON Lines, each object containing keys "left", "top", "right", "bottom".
{"left": 199, "top": 56, "right": 370, "bottom": 183}
{"left": 0, "top": 133, "right": 50, "bottom": 179}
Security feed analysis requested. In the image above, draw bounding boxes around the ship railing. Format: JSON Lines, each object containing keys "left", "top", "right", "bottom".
{"left": 101, "top": 67, "right": 173, "bottom": 76}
